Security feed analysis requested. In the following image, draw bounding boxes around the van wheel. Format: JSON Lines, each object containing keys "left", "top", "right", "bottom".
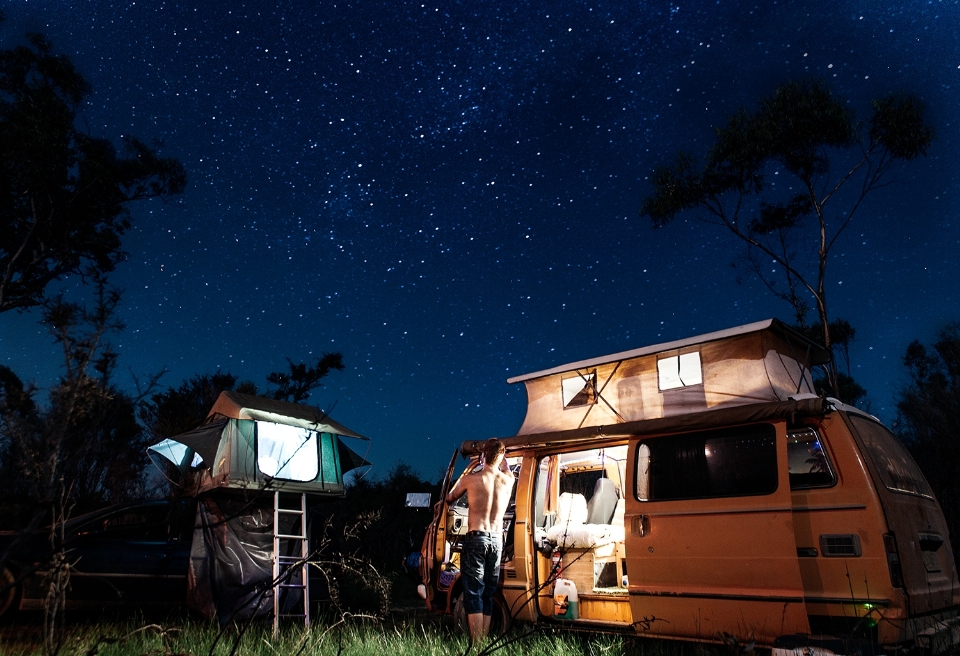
{"left": 0, "top": 567, "right": 20, "bottom": 619}
{"left": 452, "top": 591, "right": 513, "bottom": 637}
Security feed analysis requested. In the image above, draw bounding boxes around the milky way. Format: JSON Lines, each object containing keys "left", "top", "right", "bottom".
{"left": 2, "top": 1, "right": 958, "bottom": 479}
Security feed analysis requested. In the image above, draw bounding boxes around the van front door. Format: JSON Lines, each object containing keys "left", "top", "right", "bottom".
{"left": 422, "top": 449, "right": 460, "bottom": 609}
{"left": 625, "top": 421, "right": 809, "bottom": 646}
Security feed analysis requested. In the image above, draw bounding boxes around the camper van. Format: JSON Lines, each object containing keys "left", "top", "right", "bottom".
{"left": 419, "top": 320, "right": 960, "bottom": 653}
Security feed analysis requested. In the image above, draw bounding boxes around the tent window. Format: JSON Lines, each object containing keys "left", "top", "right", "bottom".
{"left": 318, "top": 432, "right": 342, "bottom": 485}
{"left": 657, "top": 352, "right": 702, "bottom": 390}
{"left": 562, "top": 370, "right": 597, "bottom": 408}
{"left": 256, "top": 422, "right": 319, "bottom": 482}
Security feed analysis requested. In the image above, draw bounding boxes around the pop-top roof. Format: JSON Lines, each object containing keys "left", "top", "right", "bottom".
{"left": 508, "top": 318, "right": 828, "bottom": 384}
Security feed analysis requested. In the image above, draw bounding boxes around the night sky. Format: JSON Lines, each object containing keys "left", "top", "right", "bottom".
{"left": 2, "top": 1, "right": 958, "bottom": 482}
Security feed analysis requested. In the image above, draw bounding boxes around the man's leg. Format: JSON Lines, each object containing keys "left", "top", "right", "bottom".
{"left": 468, "top": 613, "right": 485, "bottom": 642}
{"left": 460, "top": 535, "right": 487, "bottom": 643}
{"left": 479, "top": 535, "right": 501, "bottom": 640}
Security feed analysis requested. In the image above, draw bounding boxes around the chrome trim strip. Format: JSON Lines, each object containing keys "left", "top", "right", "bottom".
{"left": 792, "top": 504, "right": 867, "bottom": 513}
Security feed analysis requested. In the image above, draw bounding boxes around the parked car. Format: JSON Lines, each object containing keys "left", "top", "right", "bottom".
{"left": 419, "top": 321, "right": 960, "bottom": 654}
{"left": 0, "top": 498, "right": 196, "bottom": 617}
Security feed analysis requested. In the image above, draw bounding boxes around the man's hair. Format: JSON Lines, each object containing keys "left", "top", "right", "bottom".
{"left": 482, "top": 438, "right": 505, "bottom": 464}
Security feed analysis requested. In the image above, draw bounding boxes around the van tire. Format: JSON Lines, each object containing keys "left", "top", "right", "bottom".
{"left": 452, "top": 590, "right": 513, "bottom": 637}
{"left": 0, "top": 567, "right": 19, "bottom": 620}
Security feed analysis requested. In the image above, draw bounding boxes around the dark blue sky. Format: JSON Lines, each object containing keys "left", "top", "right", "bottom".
{"left": 2, "top": 1, "right": 958, "bottom": 481}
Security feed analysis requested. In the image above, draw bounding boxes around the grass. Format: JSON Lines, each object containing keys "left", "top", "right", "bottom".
{"left": 0, "top": 611, "right": 711, "bottom": 656}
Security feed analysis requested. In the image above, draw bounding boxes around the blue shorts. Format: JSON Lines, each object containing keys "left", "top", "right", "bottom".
{"left": 460, "top": 531, "right": 502, "bottom": 615}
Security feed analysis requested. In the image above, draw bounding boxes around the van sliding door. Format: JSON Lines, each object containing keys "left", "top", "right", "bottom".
{"left": 625, "top": 421, "right": 809, "bottom": 645}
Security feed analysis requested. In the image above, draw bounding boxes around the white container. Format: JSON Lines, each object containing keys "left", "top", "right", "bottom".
{"left": 553, "top": 578, "right": 579, "bottom": 620}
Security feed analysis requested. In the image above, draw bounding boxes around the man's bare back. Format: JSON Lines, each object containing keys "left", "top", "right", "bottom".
{"left": 446, "top": 439, "right": 514, "bottom": 642}
{"left": 447, "top": 459, "right": 514, "bottom": 533}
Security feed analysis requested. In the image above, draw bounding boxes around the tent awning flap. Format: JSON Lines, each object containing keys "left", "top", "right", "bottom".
{"left": 162, "top": 419, "right": 229, "bottom": 469}
{"left": 337, "top": 437, "right": 371, "bottom": 473}
{"left": 148, "top": 438, "right": 191, "bottom": 468}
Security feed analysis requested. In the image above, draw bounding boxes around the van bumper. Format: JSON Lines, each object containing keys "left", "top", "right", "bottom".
{"left": 774, "top": 606, "right": 960, "bottom": 656}
{"left": 908, "top": 607, "right": 960, "bottom": 655}
{"left": 771, "top": 634, "right": 881, "bottom": 656}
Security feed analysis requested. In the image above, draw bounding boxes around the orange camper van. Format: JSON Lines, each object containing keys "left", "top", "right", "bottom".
{"left": 418, "top": 319, "right": 960, "bottom": 654}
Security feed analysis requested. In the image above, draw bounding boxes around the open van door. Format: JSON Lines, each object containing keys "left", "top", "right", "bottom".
{"left": 421, "top": 448, "right": 460, "bottom": 609}
{"left": 625, "top": 421, "right": 810, "bottom": 645}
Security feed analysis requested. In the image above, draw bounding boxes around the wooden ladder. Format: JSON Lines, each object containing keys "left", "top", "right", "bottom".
{"left": 273, "top": 491, "right": 310, "bottom": 637}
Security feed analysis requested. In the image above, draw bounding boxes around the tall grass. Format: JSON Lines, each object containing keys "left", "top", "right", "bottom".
{"left": 0, "top": 613, "right": 706, "bottom": 656}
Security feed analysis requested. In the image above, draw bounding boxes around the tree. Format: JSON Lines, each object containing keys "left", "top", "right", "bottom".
{"left": 894, "top": 323, "right": 960, "bottom": 566}
{"left": 138, "top": 372, "right": 245, "bottom": 445}
{"left": 639, "top": 79, "right": 932, "bottom": 396}
{"left": 267, "top": 353, "right": 345, "bottom": 403}
{"left": 0, "top": 25, "right": 186, "bottom": 313}
{"left": 794, "top": 319, "right": 866, "bottom": 405}
{"left": 0, "top": 274, "right": 161, "bottom": 653}
{"left": 0, "top": 275, "right": 155, "bottom": 523}
{"left": 140, "top": 354, "right": 344, "bottom": 446}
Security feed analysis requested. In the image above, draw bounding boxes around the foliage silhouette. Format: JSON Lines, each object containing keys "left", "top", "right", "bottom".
{"left": 640, "top": 78, "right": 932, "bottom": 398}
{"left": 895, "top": 322, "right": 960, "bottom": 569}
{"left": 0, "top": 23, "right": 186, "bottom": 313}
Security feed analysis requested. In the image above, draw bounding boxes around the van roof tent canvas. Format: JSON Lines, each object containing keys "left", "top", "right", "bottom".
{"left": 149, "top": 391, "right": 370, "bottom": 496}
{"left": 506, "top": 319, "right": 830, "bottom": 435}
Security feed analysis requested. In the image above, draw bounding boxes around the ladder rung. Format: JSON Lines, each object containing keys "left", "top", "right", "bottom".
{"left": 278, "top": 583, "right": 306, "bottom": 589}
{"left": 276, "top": 508, "right": 304, "bottom": 514}
{"left": 275, "top": 533, "right": 307, "bottom": 540}
{"left": 277, "top": 613, "right": 307, "bottom": 618}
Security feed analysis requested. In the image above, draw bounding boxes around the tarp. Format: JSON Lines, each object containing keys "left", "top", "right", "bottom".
{"left": 187, "top": 492, "right": 305, "bottom": 626}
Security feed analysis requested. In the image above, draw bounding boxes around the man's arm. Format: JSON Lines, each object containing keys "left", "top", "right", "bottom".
{"left": 446, "top": 476, "right": 467, "bottom": 504}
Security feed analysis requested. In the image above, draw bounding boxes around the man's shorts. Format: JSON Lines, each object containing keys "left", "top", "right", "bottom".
{"left": 460, "top": 531, "right": 502, "bottom": 615}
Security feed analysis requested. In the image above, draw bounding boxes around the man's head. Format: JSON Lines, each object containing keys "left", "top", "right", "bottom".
{"left": 482, "top": 438, "right": 505, "bottom": 466}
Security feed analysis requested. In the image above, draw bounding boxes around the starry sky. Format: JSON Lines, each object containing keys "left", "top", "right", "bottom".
{"left": 1, "top": 1, "right": 958, "bottom": 482}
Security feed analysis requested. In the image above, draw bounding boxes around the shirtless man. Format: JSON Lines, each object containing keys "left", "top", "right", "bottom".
{"left": 445, "top": 438, "right": 515, "bottom": 643}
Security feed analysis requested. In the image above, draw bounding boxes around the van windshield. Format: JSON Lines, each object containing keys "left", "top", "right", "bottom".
{"left": 849, "top": 415, "right": 933, "bottom": 499}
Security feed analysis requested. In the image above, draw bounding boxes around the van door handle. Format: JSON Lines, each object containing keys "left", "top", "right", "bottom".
{"left": 632, "top": 515, "right": 649, "bottom": 537}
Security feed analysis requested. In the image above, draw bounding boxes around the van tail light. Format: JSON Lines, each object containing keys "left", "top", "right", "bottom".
{"left": 883, "top": 533, "right": 904, "bottom": 589}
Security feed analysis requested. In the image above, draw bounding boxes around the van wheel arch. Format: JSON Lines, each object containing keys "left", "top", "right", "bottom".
{"left": 0, "top": 566, "right": 21, "bottom": 620}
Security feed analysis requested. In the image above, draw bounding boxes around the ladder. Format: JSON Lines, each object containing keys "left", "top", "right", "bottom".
{"left": 273, "top": 491, "right": 310, "bottom": 637}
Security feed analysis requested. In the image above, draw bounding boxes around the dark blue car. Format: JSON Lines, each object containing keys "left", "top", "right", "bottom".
{"left": 0, "top": 498, "right": 196, "bottom": 616}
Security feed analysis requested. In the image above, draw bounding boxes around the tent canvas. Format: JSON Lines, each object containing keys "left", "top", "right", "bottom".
{"left": 507, "top": 319, "right": 829, "bottom": 435}
{"left": 149, "top": 391, "right": 370, "bottom": 495}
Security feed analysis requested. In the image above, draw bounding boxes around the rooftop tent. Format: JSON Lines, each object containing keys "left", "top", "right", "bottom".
{"left": 506, "top": 318, "right": 830, "bottom": 435}
{"left": 148, "top": 391, "right": 370, "bottom": 495}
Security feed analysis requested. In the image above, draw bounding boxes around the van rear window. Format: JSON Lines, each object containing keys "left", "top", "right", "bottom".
{"left": 636, "top": 424, "right": 778, "bottom": 501}
{"left": 849, "top": 415, "right": 933, "bottom": 499}
{"left": 787, "top": 428, "right": 836, "bottom": 489}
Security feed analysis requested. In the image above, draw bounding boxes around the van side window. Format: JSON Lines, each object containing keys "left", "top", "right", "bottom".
{"left": 787, "top": 428, "right": 836, "bottom": 489}
{"left": 635, "top": 424, "right": 777, "bottom": 501}
{"left": 849, "top": 415, "right": 934, "bottom": 499}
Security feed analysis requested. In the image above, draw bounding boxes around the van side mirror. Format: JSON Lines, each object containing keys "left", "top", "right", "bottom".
{"left": 405, "top": 492, "right": 432, "bottom": 508}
